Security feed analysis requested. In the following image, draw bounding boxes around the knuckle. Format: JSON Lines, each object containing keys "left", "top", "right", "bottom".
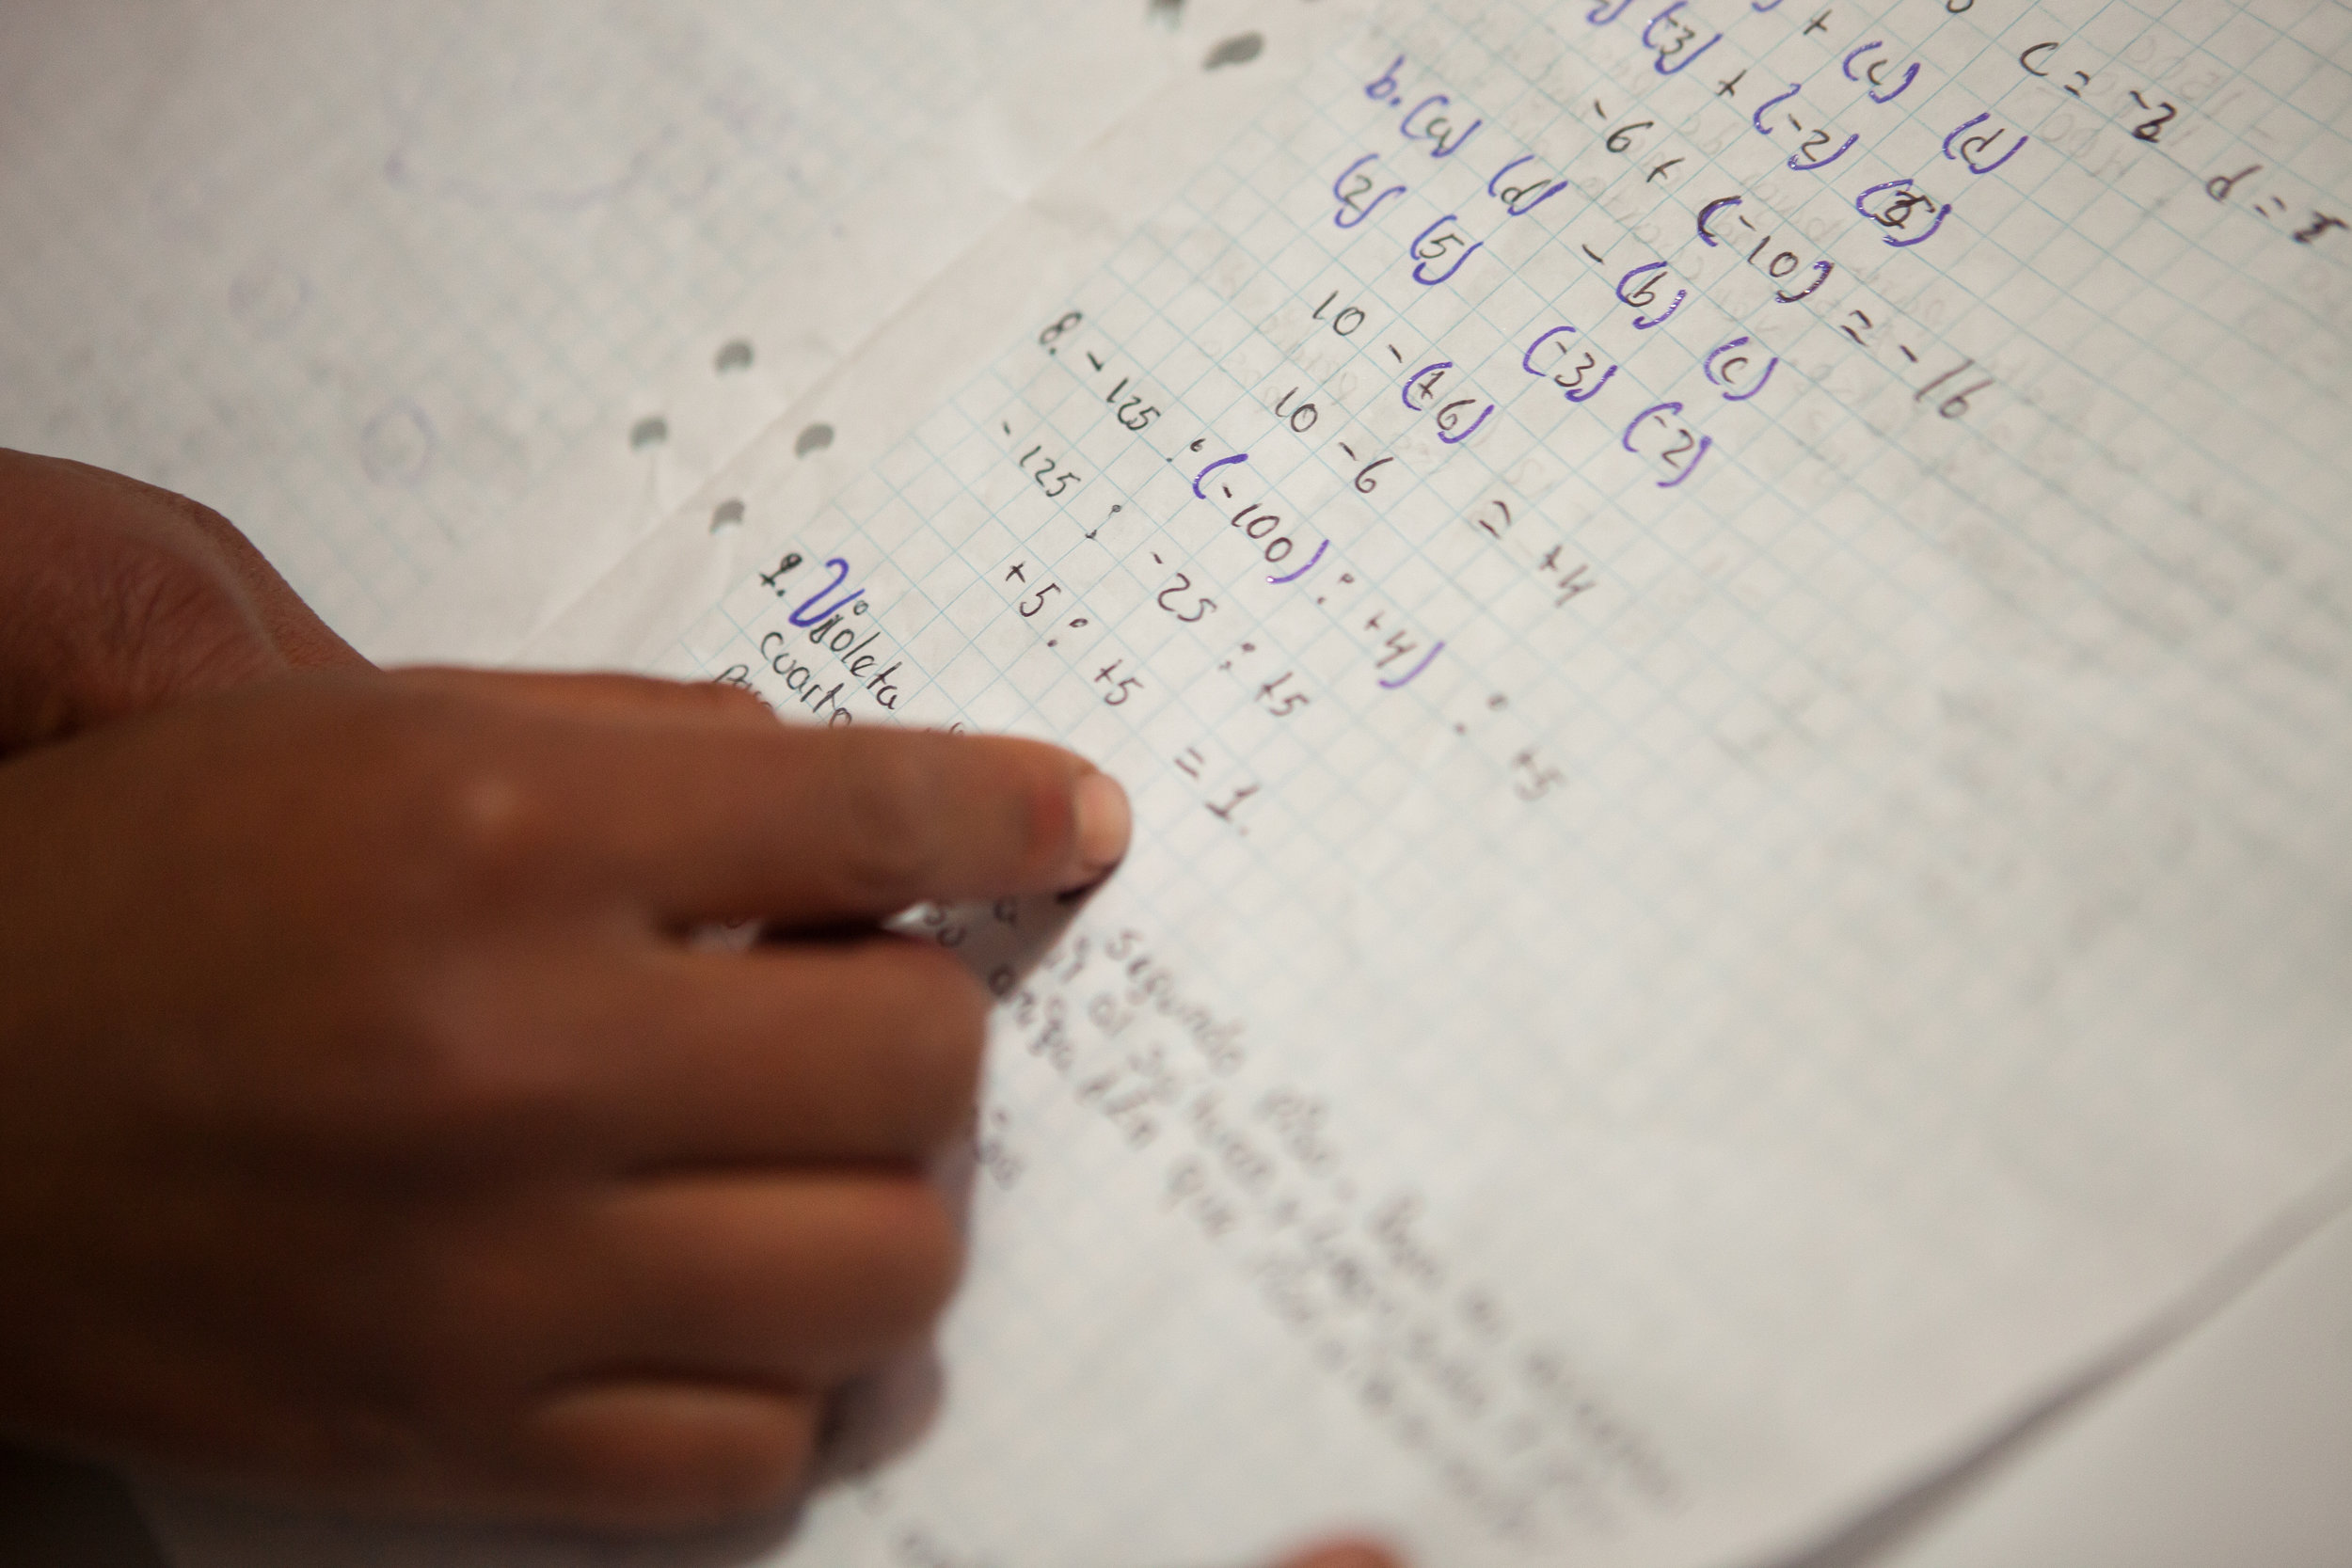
{"left": 341, "top": 691, "right": 573, "bottom": 902}
{"left": 373, "top": 963, "right": 586, "bottom": 1155}
{"left": 405, "top": 748, "right": 564, "bottom": 897}
{"left": 94, "top": 539, "right": 273, "bottom": 689}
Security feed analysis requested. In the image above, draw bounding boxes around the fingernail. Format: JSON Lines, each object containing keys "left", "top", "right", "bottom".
{"left": 1073, "top": 770, "right": 1132, "bottom": 871}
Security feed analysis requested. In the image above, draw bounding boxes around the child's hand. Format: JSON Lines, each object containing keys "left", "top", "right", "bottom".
{"left": 0, "top": 667, "right": 1129, "bottom": 1528}
{"left": 0, "top": 451, "right": 1397, "bottom": 1557}
{"left": 0, "top": 448, "right": 368, "bottom": 755}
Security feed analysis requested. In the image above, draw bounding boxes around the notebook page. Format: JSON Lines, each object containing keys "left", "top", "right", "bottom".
{"left": 151, "top": 0, "right": 2351, "bottom": 1565}
{"left": 0, "top": 0, "right": 1181, "bottom": 657}
{"left": 364, "top": 5, "right": 1219, "bottom": 665}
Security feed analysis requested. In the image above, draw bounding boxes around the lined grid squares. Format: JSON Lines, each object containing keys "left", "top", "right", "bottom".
{"left": 602, "top": 10, "right": 2352, "bottom": 1559}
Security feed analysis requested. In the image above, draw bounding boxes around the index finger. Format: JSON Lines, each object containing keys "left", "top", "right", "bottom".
{"left": 460, "top": 689, "right": 1132, "bottom": 925}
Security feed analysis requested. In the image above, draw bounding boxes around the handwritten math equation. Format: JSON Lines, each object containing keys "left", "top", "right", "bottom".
{"left": 999, "top": 293, "right": 1599, "bottom": 831}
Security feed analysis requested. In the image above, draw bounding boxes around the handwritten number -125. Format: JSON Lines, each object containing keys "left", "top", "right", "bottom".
{"left": 1018, "top": 446, "right": 1080, "bottom": 499}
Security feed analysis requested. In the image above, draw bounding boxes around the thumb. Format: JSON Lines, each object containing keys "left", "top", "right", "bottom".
{"left": 0, "top": 451, "right": 368, "bottom": 752}
{"left": 103, "top": 460, "right": 368, "bottom": 674}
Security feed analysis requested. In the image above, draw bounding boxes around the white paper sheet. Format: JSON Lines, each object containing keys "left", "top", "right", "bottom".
{"left": 0, "top": 0, "right": 1184, "bottom": 658}
{"left": 145, "top": 0, "right": 2352, "bottom": 1563}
